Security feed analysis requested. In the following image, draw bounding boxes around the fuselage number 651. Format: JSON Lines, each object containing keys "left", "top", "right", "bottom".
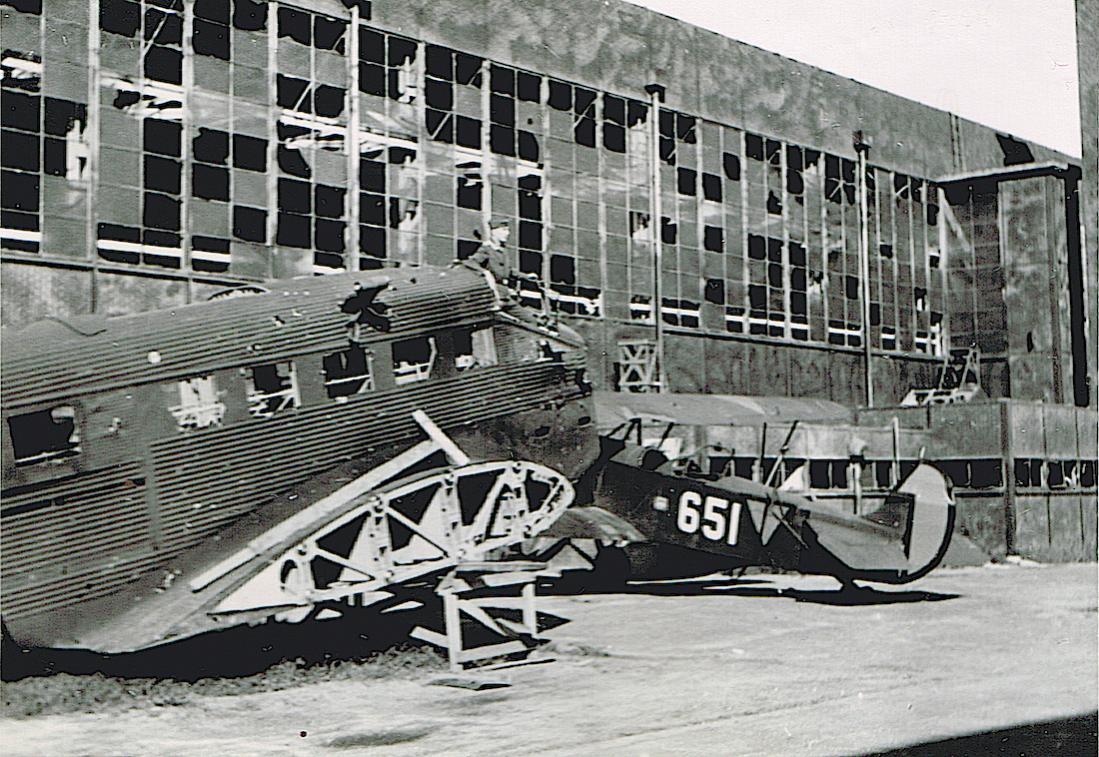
{"left": 675, "top": 491, "right": 742, "bottom": 545}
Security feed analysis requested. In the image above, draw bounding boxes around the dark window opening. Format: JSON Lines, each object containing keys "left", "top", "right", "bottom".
{"left": 519, "top": 249, "right": 541, "bottom": 274}
{"left": 193, "top": 17, "right": 229, "bottom": 59}
{"left": 193, "top": 128, "right": 229, "bottom": 165}
{"left": 144, "top": 118, "right": 181, "bottom": 156}
{"left": 100, "top": 0, "right": 141, "bottom": 37}
{"left": 233, "top": 0, "right": 267, "bottom": 31}
{"left": 144, "top": 45, "right": 182, "bottom": 85}
{"left": 277, "top": 211, "right": 310, "bottom": 247}
{"left": 456, "top": 238, "right": 480, "bottom": 260}
{"left": 233, "top": 134, "right": 266, "bottom": 172}
{"left": 278, "top": 6, "right": 310, "bottom": 45}
{"left": 315, "top": 218, "right": 345, "bottom": 252}
{"left": 392, "top": 335, "right": 436, "bottom": 385}
{"left": 703, "top": 225, "right": 723, "bottom": 252}
{"left": 748, "top": 234, "right": 765, "bottom": 260}
{"left": 455, "top": 115, "right": 480, "bottom": 149}
{"left": 676, "top": 167, "right": 696, "bottom": 196}
{"left": 490, "top": 64, "right": 514, "bottom": 95}
{"left": 519, "top": 220, "right": 542, "bottom": 250}
{"left": 193, "top": 164, "right": 229, "bottom": 201}
{"left": 457, "top": 175, "right": 481, "bottom": 210}
{"left": 660, "top": 217, "right": 677, "bottom": 245}
{"left": 246, "top": 361, "right": 298, "bottom": 418}
{"left": 454, "top": 52, "right": 482, "bottom": 87}
{"left": 143, "top": 191, "right": 180, "bottom": 230}
{"left": 517, "top": 130, "right": 539, "bottom": 162}
{"left": 723, "top": 153, "right": 741, "bottom": 181}
{"left": 702, "top": 173, "right": 722, "bottom": 202}
{"left": 490, "top": 123, "right": 515, "bottom": 156}
{"left": 844, "top": 275, "right": 859, "bottom": 300}
{"left": 8, "top": 405, "right": 81, "bottom": 466}
{"left": 603, "top": 123, "right": 625, "bottom": 153}
{"left": 704, "top": 278, "right": 724, "bottom": 305}
{"left": 323, "top": 346, "right": 373, "bottom": 398}
{"left": 745, "top": 133, "right": 764, "bottom": 161}
{"left": 550, "top": 253, "right": 575, "bottom": 285}
{"left": 313, "top": 15, "right": 347, "bottom": 54}
{"left": 766, "top": 190, "right": 782, "bottom": 215}
{"left": 359, "top": 192, "right": 385, "bottom": 226}
{"left": 516, "top": 71, "right": 540, "bottom": 102}
{"left": 144, "top": 155, "right": 181, "bottom": 194}
{"left": 315, "top": 183, "right": 345, "bottom": 218}
{"left": 425, "top": 45, "right": 452, "bottom": 79}
{"left": 313, "top": 85, "right": 345, "bottom": 118}
{"left": 879, "top": 243, "right": 893, "bottom": 258}
{"left": 231, "top": 203, "right": 265, "bottom": 241}
{"left": 574, "top": 117, "right": 596, "bottom": 148}
{"left": 360, "top": 158, "right": 385, "bottom": 192}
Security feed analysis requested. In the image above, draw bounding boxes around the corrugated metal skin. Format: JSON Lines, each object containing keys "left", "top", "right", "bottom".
{"left": 0, "top": 462, "right": 153, "bottom": 619}
{"left": 1, "top": 267, "right": 496, "bottom": 409}
{"left": 151, "top": 360, "right": 578, "bottom": 557}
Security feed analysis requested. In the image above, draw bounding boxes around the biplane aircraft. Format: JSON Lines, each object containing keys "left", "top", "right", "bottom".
{"left": 0, "top": 261, "right": 954, "bottom": 655}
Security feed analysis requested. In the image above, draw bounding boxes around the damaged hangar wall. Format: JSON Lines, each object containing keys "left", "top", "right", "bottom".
{"left": 0, "top": 0, "right": 1086, "bottom": 407}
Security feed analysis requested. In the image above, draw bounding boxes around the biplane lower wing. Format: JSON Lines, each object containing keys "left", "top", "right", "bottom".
{"left": 581, "top": 441, "right": 954, "bottom": 585}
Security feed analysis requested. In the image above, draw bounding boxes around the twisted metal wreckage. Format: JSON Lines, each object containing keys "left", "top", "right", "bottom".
{"left": 0, "top": 262, "right": 954, "bottom": 666}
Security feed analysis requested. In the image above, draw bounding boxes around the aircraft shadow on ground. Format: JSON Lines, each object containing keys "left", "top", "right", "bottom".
{"left": 541, "top": 575, "right": 960, "bottom": 606}
{"left": 3, "top": 603, "right": 572, "bottom": 683}
{"left": 861, "top": 711, "right": 1098, "bottom": 757}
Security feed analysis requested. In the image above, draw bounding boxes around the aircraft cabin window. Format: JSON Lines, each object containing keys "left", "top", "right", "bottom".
{"left": 245, "top": 361, "right": 300, "bottom": 418}
{"left": 168, "top": 375, "right": 226, "bottom": 430}
{"left": 7, "top": 405, "right": 81, "bottom": 466}
{"left": 455, "top": 327, "right": 498, "bottom": 370}
{"left": 392, "top": 336, "right": 437, "bottom": 385}
{"left": 323, "top": 346, "right": 374, "bottom": 399}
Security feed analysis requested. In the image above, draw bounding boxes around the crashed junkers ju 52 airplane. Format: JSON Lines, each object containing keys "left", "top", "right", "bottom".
{"left": 1, "top": 263, "right": 953, "bottom": 654}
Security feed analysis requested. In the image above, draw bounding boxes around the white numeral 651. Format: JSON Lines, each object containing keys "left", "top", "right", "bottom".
{"left": 676, "top": 491, "right": 742, "bottom": 545}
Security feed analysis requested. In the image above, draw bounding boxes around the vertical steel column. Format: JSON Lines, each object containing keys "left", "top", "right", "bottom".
{"left": 86, "top": 0, "right": 101, "bottom": 311}
{"left": 937, "top": 186, "right": 951, "bottom": 352}
{"left": 855, "top": 133, "right": 873, "bottom": 407}
{"left": 265, "top": 3, "right": 279, "bottom": 277}
{"left": 645, "top": 83, "right": 665, "bottom": 392}
{"left": 181, "top": 0, "right": 195, "bottom": 299}
{"left": 346, "top": 4, "right": 360, "bottom": 271}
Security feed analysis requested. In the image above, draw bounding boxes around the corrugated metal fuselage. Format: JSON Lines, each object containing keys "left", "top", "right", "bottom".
{"left": 1, "top": 268, "right": 599, "bottom": 648}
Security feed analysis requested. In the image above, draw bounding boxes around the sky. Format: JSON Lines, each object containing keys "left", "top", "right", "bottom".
{"left": 626, "top": 0, "right": 1083, "bottom": 157}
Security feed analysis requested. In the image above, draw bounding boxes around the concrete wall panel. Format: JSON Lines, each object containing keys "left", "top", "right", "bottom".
{"left": 96, "top": 272, "right": 188, "bottom": 316}
{"left": 1048, "top": 495, "right": 1087, "bottom": 561}
{"left": 928, "top": 403, "right": 1004, "bottom": 457}
{"left": 1013, "top": 493, "right": 1050, "bottom": 559}
{"left": 788, "top": 348, "right": 830, "bottom": 399}
{"left": 665, "top": 332, "right": 705, "bottom": 392}
{"left": 1042, "top": 405, "right": 1081, "bottom": 457}
{"left": 1, "top": 263, "right": 93, "bottom": 328}
{"left": 1005, "top": 402, "right": 1045, "bottom": 456}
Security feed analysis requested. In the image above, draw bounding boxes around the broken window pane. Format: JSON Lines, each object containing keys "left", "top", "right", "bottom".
{"left": 7, "top": 405, "right": 81, "bottom": 466}
{"left": 246, "top": 361, "right": 299, "bottom": 418}
{"left": 101, "top": 0, "right": 141, "bottom": 37}
{"left": 454, "top": 327, "right": 498, "bottom": 370}
{"left": 392, "top": 335, "right": 437, "bottom": 385}
{"left": 168, "top": 375, "right": 226, "bottom": 430}
{"left": 323, "top": 346, "right": 374, "bottom": 398}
